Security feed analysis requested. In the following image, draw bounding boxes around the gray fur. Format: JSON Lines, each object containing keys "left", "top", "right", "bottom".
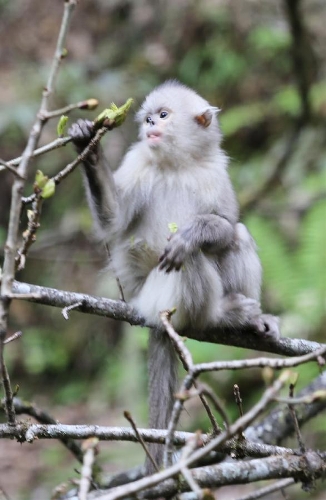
{"left": 69, "top": 81, "right": 279, "bottom": 473}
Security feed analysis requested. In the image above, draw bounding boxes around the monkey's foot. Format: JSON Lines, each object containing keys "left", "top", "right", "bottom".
{"left": 250, "top": 314, "right": 281, "bottom": 340}
{"left": 221, "top": 293, "right": 262, "bottom": 326}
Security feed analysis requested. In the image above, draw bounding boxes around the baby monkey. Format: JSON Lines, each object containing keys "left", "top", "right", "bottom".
{"left": 69, "top": 80, "right": 279, "bottom": 473}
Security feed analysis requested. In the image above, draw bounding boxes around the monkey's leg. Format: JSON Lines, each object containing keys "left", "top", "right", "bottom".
{"left": 220, "top": 223, "right": 262, "bottom": 300}
{"left": 219, "top": 223, "right": 280, "bottom": 337}
{"left": 146, "top": 328, "right": 179, "bottom": 474}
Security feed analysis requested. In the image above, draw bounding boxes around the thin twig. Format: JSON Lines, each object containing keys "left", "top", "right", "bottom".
{"left": 62, "top": 301, "right": 84, "bottom": 320}
{"left": 3, "top": 331, "right": 22, "bottom": 345}
{"left": 43, "top": 99, "right": 99, "bottom": 120}
{"left": 234, "top": 478, "right": 295, "bottom": 500}
{"left": 160, "top": 309, "right": 193, "bottom": 369}
{"left": 193, "top": 346, "right": 326, "bottom": 375}
{"left": 288, "top": 382, "right": 306, "bottom": 454}
{"left": 124, "top": 411, "right": 159, "bottom": 473}
{"left": 160, "top": 310, "right": 221, "bottom": 435}
{"left": 79, "top": 437, "right": 99, "bottom": 500}
{"left": 0, "top": 0, "right": 76, "bottom": 426}
{"left": 22, "top": 126, "right": 109, "bottom": 205}
{"left": 197, "top": 390, "right": 221, "bottom": 435}
{"left": 0, "top": 159, "right": 25, "bottom": 178}
{"left": 179, "top": 433, "right": 205, "bottom": 498}
{"left": 234, "top": 384, "right": 244, "bottom": 418}
{"left": 274, "top": 391, "right": 326, "bottom": 405}
{"left": 194, "top": 383, "right": 229, "bottom": 428}
{"left": 91, "top": 372, "right": 292, "bottom": 500}
{"left": 4, "top": 137, "right": 72, "bottom": 169}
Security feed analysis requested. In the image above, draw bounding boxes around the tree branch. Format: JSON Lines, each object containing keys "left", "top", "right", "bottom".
{"left": 11, "top": 280, "right": 324, "bottom": 358}
{"left": 0, "top": 0, "right": 77, "bottom": 426}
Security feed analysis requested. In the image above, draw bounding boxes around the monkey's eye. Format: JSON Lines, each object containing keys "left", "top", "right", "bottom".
{"left": 146, "top": 116, "right": 153, "bottom": 124}
{"left": 159, "top": 110, "right": 169, "bottom": 119}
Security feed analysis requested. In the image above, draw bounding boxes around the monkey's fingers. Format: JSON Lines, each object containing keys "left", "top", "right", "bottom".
{"left": 68, "top": 119, "right": 95, "bottom": 148}
{"left": 158, "top": 252, "right": 182, "bottom": 273}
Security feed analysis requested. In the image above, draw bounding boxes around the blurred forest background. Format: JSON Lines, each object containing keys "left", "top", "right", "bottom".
{"left": 0, "top": 0, "right": 325, "bottom": 498}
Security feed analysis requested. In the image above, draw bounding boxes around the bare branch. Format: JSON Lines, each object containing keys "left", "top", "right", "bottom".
{"left": 124, "top": 411, "right": 159, "bottom": 473}
{"left": 0, "top": 0, "right": 76, "bottom": 426}
{"left": 22, "top": 126, "right": 110, "bottom": 205}
{"left": 246, "top": 371, "right": 326, "bottom": 445}
{"left": 0, "top": 159, "right": 25, "bottom": 178}
{"left": 91, "top": 372, "right": 291, "bottom": 500}
{"left": 9, "top": 397, "right": 83, "bottom": 462}
{"left": 3, "top": 137, "right": 72, "bottom": 170}
{"left": 235, "top": 478, "right": 294, "bottom": 500}
{"left": 136, "top": 453, "right": 324, "bottom": 500}
{"left": 79, "top": 437, "right": 99, "bottom": 500}
{"left": 3, "top": 331, "right": 22, "bottom": 345}
{"left": 10, "top": 281, "right": 326, "bottom": 358}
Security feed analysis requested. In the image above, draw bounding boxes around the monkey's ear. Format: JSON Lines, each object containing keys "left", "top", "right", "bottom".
{"left": 194, "top": 107, "right": 220, "bottom": 128}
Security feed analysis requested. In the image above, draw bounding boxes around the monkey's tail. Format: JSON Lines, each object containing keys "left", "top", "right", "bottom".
{"left": 145, "top": 328, "right": 179, "bottom": 474}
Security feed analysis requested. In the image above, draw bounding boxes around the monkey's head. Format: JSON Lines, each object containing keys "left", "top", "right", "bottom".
{"left": 135, "top": 80, "right": 222, "bottom": 164}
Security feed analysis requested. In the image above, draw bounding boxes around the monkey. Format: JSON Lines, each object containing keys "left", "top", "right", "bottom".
{"left": 69, "top": 80, "right": 280, "bottom": 473}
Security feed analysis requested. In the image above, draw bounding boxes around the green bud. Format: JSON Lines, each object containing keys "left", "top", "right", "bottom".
{"left": 168, "top": 222, "right": 178, "bottom": 233}
{"left": 94, "top": 98, "right": 133, "bottom": 129}
{"left": 41, "top": 179, "right": 56, "bottom": 199}
{"left": 57, "top": 115, "right": 69, "bottom": 137}
{"left": 35, "top": 170, "right": 48, "bottom": 189}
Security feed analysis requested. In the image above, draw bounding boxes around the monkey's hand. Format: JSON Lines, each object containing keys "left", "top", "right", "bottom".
{"left": 68, "top": 119, "right": 96, "bottom": 153}
{"left": 159, "top": 231, "right": 195, "bottom": 273}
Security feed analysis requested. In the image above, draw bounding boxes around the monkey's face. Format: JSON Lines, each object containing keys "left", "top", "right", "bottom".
{"left": 140, "top": 108, "right": 173, "bottom": 149}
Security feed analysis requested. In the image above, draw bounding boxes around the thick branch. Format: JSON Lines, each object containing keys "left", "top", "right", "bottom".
{"left": 134, "top": 452, "right": 325, "bottom": 499}
{"left": 11, "top": 280, "right": 324, "bottom": 357}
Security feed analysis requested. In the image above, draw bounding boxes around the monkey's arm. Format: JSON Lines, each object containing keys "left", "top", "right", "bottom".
{"left": 159, "top": 214, "right": 234, "bottom": 273}
{"left": 69, "top": 119, "right": 118, "bottom": 234}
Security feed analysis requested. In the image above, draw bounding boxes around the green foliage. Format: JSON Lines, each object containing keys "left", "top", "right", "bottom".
{"left": 248, "top": 26, "right": 291, "bottom": 56}
{"left": 22, "top": 328, "right": 70, "bottom": 375}
{"left": 178, "top": 39, "right": 246, "bottom": 93}
{"left": 246, "top": 198, "right": 326, "bottom": 331}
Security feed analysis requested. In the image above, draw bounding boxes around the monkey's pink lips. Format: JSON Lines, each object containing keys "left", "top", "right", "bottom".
{"left": 147, "top": 131, "right": 162, "bottom": 144}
